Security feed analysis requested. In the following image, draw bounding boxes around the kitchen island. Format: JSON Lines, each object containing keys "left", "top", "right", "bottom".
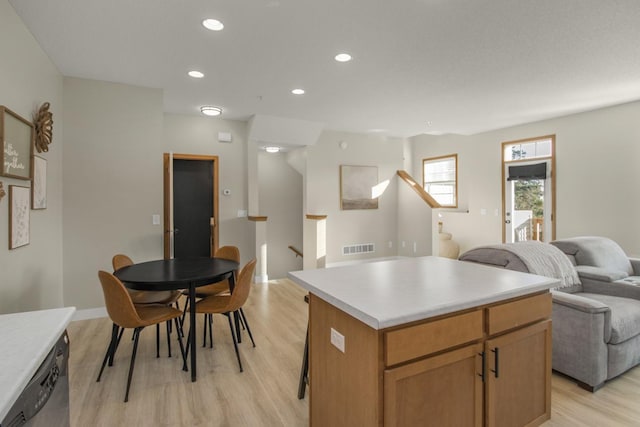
{"left": 289, "top": 256, "right": 558, "bottom": 426}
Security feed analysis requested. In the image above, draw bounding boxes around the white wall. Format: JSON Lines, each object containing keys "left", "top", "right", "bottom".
{"left": 0, "top": 0, "right": 64, "bottom": 314}
{"left": 305, "top": 131, "right": 405, "bottom": 264}
{"left": 258, "top": 151, "right": 303, "bottom": 278}
{"left": 412, "top": 101, "right": 640, "bottom": 257}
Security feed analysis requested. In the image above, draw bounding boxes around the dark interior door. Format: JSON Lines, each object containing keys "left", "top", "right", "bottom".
{"left": 173, "top": 159, "right": 213, "bottom": 258}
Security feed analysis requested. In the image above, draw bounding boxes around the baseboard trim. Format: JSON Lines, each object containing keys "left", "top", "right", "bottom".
{"left": 73, "top": 307, "right": 107, "bottom": 321}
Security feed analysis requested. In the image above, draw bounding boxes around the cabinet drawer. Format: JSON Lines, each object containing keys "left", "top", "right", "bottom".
{"left": 486, "top": 292, "right": 551, "bottom": 336}
{"left": 385, "top": 310, "right": 483, "bottom": 366}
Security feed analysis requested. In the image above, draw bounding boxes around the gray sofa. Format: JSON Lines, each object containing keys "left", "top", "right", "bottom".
{"left": 459, "top": 237, "right": 640, "bottom": 391}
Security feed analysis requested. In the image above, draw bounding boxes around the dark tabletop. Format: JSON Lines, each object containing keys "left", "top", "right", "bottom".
{"left": 114, "top": 257, "right": 239, "bottom": 291}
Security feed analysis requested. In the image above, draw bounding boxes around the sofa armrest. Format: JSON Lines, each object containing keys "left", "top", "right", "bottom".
{"left": 551, "top": 290, "right": 610, "bottom": 314}
{"left": 575, "top": 265, "right": 628, "bottom": 282}
{"left": 630, "top": 258, "right": 640, "bottom": 275}
{"left": 551, "top": 291, "right": 611, "bottom": 387}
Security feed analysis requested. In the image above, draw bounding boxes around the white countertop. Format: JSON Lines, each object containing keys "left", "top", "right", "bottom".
{"left": 288, "top": 256, "right": 558, "bottom": 330}
{"left": 0, "top": 307, "right": 76, "bottom": 421}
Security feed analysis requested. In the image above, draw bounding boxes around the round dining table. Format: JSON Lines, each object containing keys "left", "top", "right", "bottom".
{"left": 114, "top": 257, "right": 239, "bottom": 382}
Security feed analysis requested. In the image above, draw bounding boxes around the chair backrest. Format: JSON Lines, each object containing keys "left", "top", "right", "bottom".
{"left": 112, "top": 254, "right": 134, "bottom": 271}
{"left": 214, "top": 246, "right": 240, "bottom": 263}
{"left": 98, "top": 270, "right": 143, "bottom": 329}
{"left": 226, "top": 259, "right": 257, "bottom": 312}
{"left": 551, "top": 236, "right": 633, "bottom": 275}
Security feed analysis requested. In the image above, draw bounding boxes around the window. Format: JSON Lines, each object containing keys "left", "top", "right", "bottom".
{"left": 423, "top": 154, "right": 457, "bottom": 207}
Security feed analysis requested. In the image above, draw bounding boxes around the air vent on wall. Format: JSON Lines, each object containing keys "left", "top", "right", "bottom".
{"left": 342, "top": 243, "right": 375, "bottom": 256}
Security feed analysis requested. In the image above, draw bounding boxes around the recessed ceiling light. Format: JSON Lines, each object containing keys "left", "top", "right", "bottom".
{"left": 335, "top": 53, "right": 352, "bottom": 62}
{"left": 202, "top": 19, "right": 224, "bottom": 31}
{"left": 265, "top": 146, "right": 280, "bottom": 153}
{"left": 188, "top": 70, "right": 204, "bottom": 78}
{"left": 200, "top": 106, "right": 222, "bottom": 116}
{"left": 291, "top": 88, "right": 305, "bottom": 95}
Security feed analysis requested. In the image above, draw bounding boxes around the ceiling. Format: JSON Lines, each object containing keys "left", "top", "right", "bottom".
{"left": 9, "top": 0, "right": 640, "bottom": 138}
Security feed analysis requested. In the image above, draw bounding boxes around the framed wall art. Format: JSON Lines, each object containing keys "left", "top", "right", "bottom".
{"left": 9, "top": 185, "right": 30, "bottom": 249}
{"left": 1, "top": 106, "right": 34, "bottom": 180}
{"left": 32, "top": 155, "right": 47, "bottom": 209}
{"left": 340, "top": 165, "right": 379, "bottom": 210}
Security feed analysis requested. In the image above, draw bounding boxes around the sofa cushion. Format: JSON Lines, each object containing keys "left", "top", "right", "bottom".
{"left": 580, "top": 292, "right": 640, "bottom": 344}
{"left": 551, "top": 237, "right": 633, "bottom": 276}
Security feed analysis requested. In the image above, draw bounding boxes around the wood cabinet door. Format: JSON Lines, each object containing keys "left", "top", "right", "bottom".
{"left": 384, "top": 343, "right": 483, "bottom": 427}
{"left": 485, "top": 320, "right": 552, "bottom": 427}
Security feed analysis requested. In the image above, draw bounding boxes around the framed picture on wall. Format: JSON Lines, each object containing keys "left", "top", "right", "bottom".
{"left": 32, "top": 155, "right": 47, "bottom": 209}
{"left": 1, "top": 106, "right": 34, "bottom": 180}
{"left": 340, "top": 165, "right": 379, "bottom": 210}
{"left": 9, "top": 185, "right": 30, "bottom": 249}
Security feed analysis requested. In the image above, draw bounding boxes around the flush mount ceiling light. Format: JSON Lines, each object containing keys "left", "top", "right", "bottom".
{"left": 202, "top": 19, "right": 224, "bottom": 31}
{"left": 200, "top": 106, "right": 222, "bottom": 116}
{"left": 188, "top": 70, "right": 204, "bottom": 78}
{"left": 334, "top": 53, "right": 352, "bottom": 62}
{"left": 265, "top": 146, "right": 280, "bottom": 153}
{"left": 291, "top": 88, "right": 305, "bottom": 95}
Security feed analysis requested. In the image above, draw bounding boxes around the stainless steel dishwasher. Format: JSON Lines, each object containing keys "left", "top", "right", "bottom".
{"left": 1, "top": 331, "right": 70, "bottom": 427}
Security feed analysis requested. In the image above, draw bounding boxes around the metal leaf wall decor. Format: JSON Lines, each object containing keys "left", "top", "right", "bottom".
{"left": 34, "top": 102, "right": 53, "bottom": 153}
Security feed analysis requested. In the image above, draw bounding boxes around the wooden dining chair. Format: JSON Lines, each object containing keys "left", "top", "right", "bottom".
{"left": 112, "top": 254, "right": 183, "bottom": 357}
{"left": 190, "top": 259, "right": 257, "bottom": 372}
{"left": 96, "top": 271, "right": 186, "bottom": 402}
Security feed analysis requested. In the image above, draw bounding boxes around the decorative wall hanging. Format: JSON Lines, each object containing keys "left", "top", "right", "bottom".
{"left": 34, "top": 102, "right": 53, "bottom": 153}
{"left": 1, "top": 106, "right": 33, "bottom": 180}
{"left": 0, "top": 181, "right": 5, "bottom": 202}
{"left": 9, "top": 185, "right": 30, "bottom": 249}
{"left": 32, "top": 155, "right": 47, "bottom": 209}
{"left": 340, "top": 165, "right": 379, "bottom": 210}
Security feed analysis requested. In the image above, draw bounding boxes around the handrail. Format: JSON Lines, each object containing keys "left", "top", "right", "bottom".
{"left": 396, "top": 170, "right": 442, "bottom": 208}
{"left": 288, "top": 245, "right": 303, "bottom": 258}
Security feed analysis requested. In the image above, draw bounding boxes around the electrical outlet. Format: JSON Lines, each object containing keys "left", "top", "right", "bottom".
{"left": 388, "top": 241, "right": 393, "bottom": 248}
{"left": 330, "top": 328, "right": 345, "bottom": 353}
{"left": 413, "top": 242, "right": 417, "bottom": 253}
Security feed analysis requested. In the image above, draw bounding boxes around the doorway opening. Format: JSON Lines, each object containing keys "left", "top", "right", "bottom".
{"left": 163, "top": 153, "right": 219, "bottom": 259}
{"left": 502, "top": 136, "right": 555, "bottom": 243}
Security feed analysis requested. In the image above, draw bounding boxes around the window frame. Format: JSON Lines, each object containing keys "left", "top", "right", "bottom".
{"left": 422, "top": 154, "right": 458, "bottom": 208}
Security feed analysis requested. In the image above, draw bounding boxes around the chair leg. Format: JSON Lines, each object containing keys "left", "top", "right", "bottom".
{"left": 124, "top": 327, "right": 143, "bottom": 402}
{"left": 166, "top": 321, "right": 172, "bottom": 357}
{"left": 97, "top": 323, "right": 119, "bottom": 382}
{"left": 226, "top": 313, "right": 243, "bottom": 372}
{"left": 156, "top": 323, "right": 160, "bottom": 358}
{"left": 234, "top": 311, "right": 242, "bottom": 344}
{"left": 183, "top": 329, "right": 191, "bottom": 372}
{"left": 180, "top": 299, "right": 189, "bottom": 328}
{"left": 298, "top": 323, "right": 310, "bottom": 399}
{"left": 208, "top": 314, "right": 214, "bottom": 349}
{"left": 239, "top": 308, "right": 255, "bottom": 347}
{"left": 109, "top": 326, "right": 124, "bottom": 367}
{"left": 174, "top": 317, "right": 187, "bottom": 366}
{"left": 202, "top": 313, "right": 208, "bottom": 347}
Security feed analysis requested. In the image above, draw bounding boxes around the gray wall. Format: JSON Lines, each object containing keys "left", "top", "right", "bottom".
{"left": 63, "top": 79, "right": 254, "bottom": 310}
{"left": 412, "top": 100, "right": 640, "bottom": 257}
{"left": 0, "top": 0, "right": 64, "bottom": 313}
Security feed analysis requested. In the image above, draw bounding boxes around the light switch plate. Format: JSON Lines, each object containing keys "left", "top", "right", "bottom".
{"left": 330, "top": 328, "right": 345, "bottom": 353}
{"left": 152, "top": 214, "right": 160, "bottom": 225}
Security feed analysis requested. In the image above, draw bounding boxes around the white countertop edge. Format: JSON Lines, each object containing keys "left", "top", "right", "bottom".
{"left": 289, "top": 272, "right": 557, "bottom": 330}
{"left": 0, "top": 307, "right": 76, "bottom": 422}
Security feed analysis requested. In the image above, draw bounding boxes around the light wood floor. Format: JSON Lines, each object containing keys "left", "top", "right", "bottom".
{"left": 68, "top": 279, "right": 640, "bottom": 426}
